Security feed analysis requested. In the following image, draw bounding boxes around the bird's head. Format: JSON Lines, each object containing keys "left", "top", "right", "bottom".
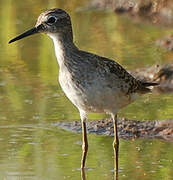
{"left": 9, "top": 8, "right": 72, "bottom": 43}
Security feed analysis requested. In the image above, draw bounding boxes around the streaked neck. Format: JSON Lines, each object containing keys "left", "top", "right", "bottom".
{"left": 49, "top": 32, "right": 77, "bottom": 67}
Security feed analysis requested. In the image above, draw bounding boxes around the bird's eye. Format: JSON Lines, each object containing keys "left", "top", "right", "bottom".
{"left": 47, "top": 16, "right": 57, "bottom": 24}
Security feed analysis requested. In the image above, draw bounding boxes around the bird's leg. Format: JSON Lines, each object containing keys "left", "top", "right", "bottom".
{"left": 112, "top": 114, "right": 119, "bottom": 179}
{"left": 80, "top": 111, "right": 88, "bottom": 169}
{"left": 81, "top": 120, "right": 88, "bottom": 168}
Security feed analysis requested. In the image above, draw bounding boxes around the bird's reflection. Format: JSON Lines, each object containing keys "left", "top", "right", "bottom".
{"left": 80, "top": 151, "right": 119, "bottom": 180}
{"left": 114, "top": 141, "right": 119, "bottom": 180}
{"left": 115, "top": 168, "right": 119, "bottom": 180}
{"left": 81, "top": 168, "right": 86, "bottom": 180}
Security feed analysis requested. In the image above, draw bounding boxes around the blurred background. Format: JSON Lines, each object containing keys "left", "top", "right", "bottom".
{"left": 0, "top": 0, "right": 173, "bottom": 179}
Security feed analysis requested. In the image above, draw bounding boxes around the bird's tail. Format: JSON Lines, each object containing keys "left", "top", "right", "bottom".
{"left": 137, "top": 81, "right": 159, "bottom": 94}
{"left": 141, "top": 82, "right": 159, "bottom": 87}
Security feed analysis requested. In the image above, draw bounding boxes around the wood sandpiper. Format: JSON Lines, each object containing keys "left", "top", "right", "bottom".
{"left": 9, "top": 8, "right": 158, "bottom": 174}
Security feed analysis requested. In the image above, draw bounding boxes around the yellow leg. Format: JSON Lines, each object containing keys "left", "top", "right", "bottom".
{"left": 81, "top": 120, "right": 88, "bottom": 169}
{"left": 112, "top": 114, "right": 119, "bottom": 179}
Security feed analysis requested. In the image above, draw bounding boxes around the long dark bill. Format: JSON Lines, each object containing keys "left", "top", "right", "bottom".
{"left": 9, "top": 26, "right": 40, "bottom": 44}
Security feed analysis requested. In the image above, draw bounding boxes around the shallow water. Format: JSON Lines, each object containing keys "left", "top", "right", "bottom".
{"left": 1, "top": 0, "right": 173, "bottom": 179}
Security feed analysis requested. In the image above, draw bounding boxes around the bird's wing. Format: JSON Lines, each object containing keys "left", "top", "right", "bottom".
{"left": 94, "top": 55, "right": 157, "bottom": 94}
{"left": 77, "top": 50, "right": 158, "bottom": 94}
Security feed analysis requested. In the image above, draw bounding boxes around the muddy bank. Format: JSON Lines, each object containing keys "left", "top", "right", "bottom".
{"left": 156, "top": 35, "right": 173, "bottom": 51}
{"left": 56, "top": 118, "right": 173, "bottom": 141}
{"left": 130, "top": 63, "right": 173, "bottom": 93}
{"left": 89, "top": 0, "right": 173, "bottom": 25}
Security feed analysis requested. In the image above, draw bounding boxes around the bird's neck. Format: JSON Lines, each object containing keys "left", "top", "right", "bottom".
{"left": 49, "top": 31, "right": 77, "bottom": 67}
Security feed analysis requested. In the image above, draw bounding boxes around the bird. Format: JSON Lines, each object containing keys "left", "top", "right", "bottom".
{"left": 9, "top": 8, "right": 158, "bottom": 172}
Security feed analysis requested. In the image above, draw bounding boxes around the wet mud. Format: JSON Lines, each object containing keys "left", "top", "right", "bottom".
{"left": 130, "top": 63, "right": 173, "bottom": 93}
{"left": 156, "top": 35, "right": 173, "bottom": 51}
{"left": 57, "top": 118, "right": 173, "bottom": 141}
{"left": 89, "top": 0, "right": 173, "bottom": 26}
